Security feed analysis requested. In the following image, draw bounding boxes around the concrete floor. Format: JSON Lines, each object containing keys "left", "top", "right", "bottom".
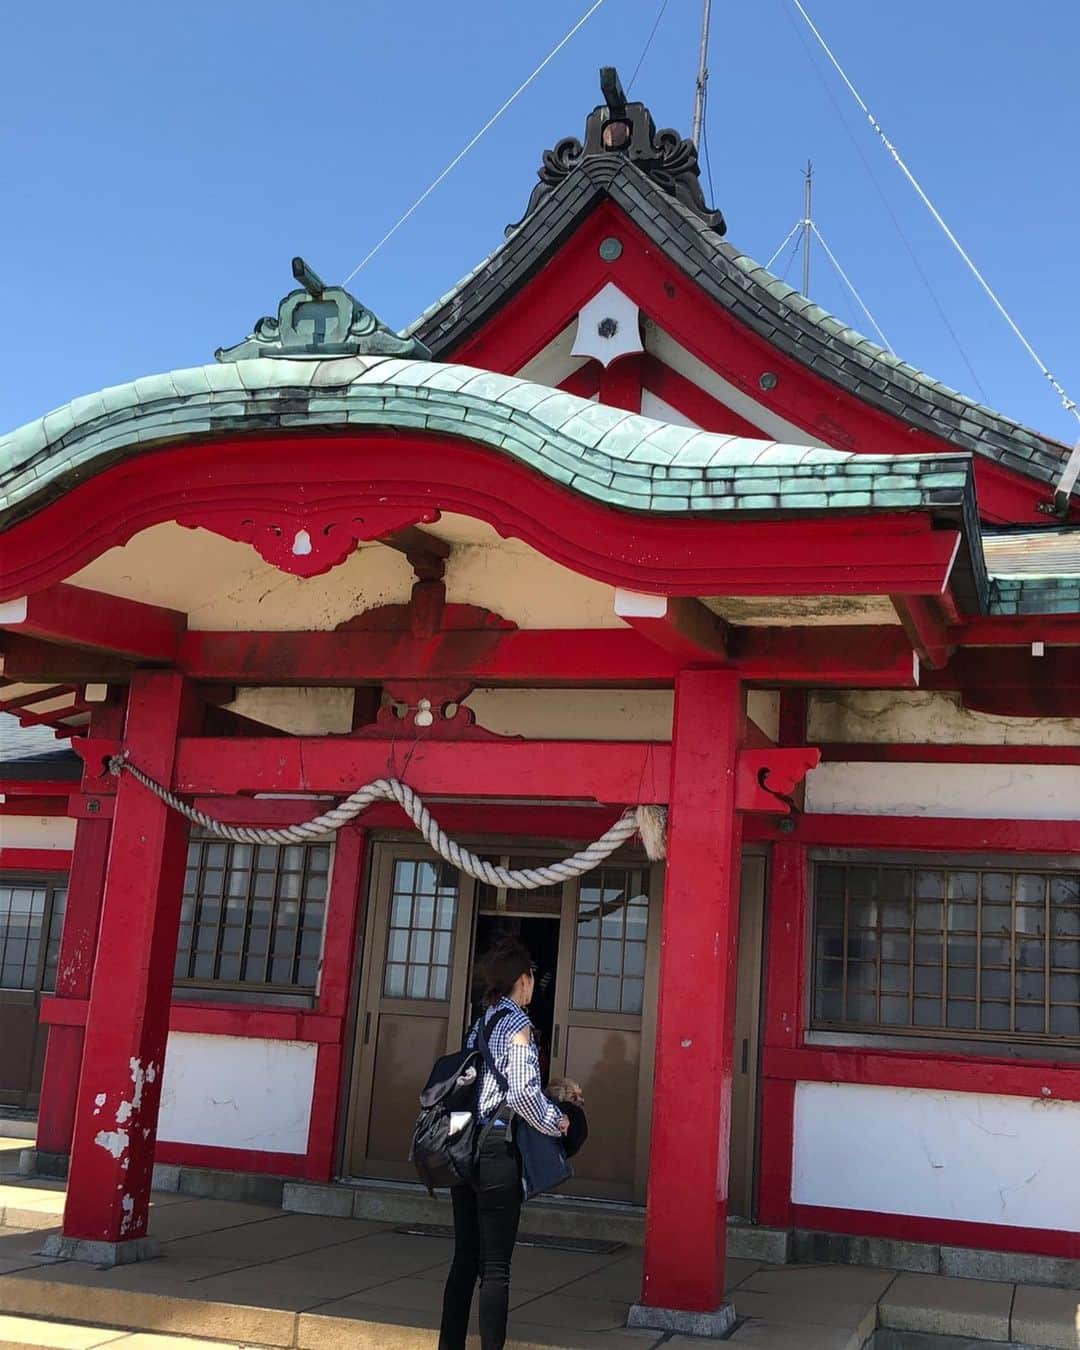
{"left": 0, "top": 1147, "right": 1074, "bottom": 1349}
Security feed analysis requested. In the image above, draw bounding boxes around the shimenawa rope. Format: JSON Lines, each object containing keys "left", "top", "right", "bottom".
{"left": 107, "top": 753, "right": 667, "bottom": 891}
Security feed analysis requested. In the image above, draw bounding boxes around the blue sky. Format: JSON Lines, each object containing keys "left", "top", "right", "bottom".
{"left": 4, "top": 1, "right": 1077, "bottom": 446}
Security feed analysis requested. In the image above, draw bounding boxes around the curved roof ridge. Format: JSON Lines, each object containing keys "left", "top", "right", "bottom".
{"left": 0, "top": 354, "right": 972, "bottom": 529}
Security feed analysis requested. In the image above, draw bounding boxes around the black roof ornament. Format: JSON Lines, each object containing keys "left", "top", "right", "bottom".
{"left": 508, "top": 66, "right": 726, "bottom": 236}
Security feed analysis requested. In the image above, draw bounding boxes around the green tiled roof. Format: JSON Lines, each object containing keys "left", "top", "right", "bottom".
{"left": 0, "top": 355, "right": 975, "bottom": 529}
{"left": 989, "top": 577, "right": 1080, "bottom": 615}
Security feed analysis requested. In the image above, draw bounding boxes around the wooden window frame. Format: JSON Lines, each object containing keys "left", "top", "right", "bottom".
{"left": 0, "top": 873, "right": 68, "bottom": 995}
{"left": 809, "top": 849, "right": 1080, "bottom": 1050}
{"left": 175, "top": 834, "right": 333, "bottom": 996}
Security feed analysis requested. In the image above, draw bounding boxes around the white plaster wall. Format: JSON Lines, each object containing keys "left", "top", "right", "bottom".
{"left": 72, "top": 525, "right": 416, "bottom": 631}
{"left": 157, "top": 1032, "right": 316, "bottom": 1155}
{"left": 793, "top": 1080, "right": 1080, "bottom": 1232}
{"left": 446, "top": 545, "right": 625, "bottom": 630}
{"left": 805, "top": 761, "right": 1080, "bottom": 820}
{"left": 810, "top": 690, "right": 1080, "bottom": 747}
{"left": 71, "top": 518, "right": 629, "bottom": 632}
{"left": 747, "top": 691, "right": 780, "bottom": 743}
{"left": 466, "top": 689, "right": 673, "bottom": 740}
{"left": 0, "top": 815, "right": 76, "bottom": 850}
{"left": 227, "top": 687, "right": 355, "bottom": 735}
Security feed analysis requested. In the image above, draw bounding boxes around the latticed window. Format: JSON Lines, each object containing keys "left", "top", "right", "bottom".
{"left": 572, "top": 865, "right": 649, "bottom": 1015}
{"left": 812, "top": 859, "right": 1080, "bottom": 1043}
{"left": 383, "top": 859, "right": 459, "bottom": 1001}
{"left": 0, "top": 878, "right": 67, "bottom": 993}
{"left": 176, "top": 838, "right": 331, "bottom": 991}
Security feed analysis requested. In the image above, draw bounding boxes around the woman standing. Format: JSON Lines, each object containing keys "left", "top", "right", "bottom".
{"left": 439, "top": 938, "right": 569, "bottom": 1350}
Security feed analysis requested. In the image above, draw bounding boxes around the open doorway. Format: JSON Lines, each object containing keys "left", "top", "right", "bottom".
{"left": 472, "top": 913, "right": 560, "bottom": 1079}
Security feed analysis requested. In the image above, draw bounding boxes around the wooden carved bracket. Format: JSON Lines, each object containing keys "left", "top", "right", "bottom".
{"left": 350, "top": 680, "right": 520, "bottom": 742}
{"left": 736, "top": 748, "right": 821, "bottom": 815}
{"left": 175, "top": 505, "right": 439, "bottom": 579}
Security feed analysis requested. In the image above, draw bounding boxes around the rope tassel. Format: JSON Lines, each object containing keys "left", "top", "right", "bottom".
{"left": 108, "top": 754, "right": 667, "bottom": 887}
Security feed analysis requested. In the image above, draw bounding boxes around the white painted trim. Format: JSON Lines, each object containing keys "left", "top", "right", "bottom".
{"left": 646, "top": 327, "right": 822, "bottom": 446}
{"left": 614, "top": 589, "right": 667, "bottom": 619}
{"left": 0, "top": 598, "right": 28, "bottom": 625}
{"left": 806, "top": 761, "right": 1080, "bottom": 820}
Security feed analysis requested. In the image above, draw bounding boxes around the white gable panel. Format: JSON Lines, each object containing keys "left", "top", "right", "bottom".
{"left": 515, "top": 324, "right": 589, "bottom": 389}
{"left": 646, "top": 327, "right": 823, "bottom": 447}
{"left": 640, "top": 390, "right": 699, "bottom": 429}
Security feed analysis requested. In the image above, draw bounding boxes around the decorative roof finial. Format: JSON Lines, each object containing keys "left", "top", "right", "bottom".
{"left": 508, "top": 67, "right": 725, "bottom": 236}
{"left": 216, "top": 257, "right": 431, "bottom": 362}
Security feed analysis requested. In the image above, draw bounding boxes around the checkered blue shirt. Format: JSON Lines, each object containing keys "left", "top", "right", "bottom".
{"left": 468, "top": 998, "right": 564, "bottom": 1136}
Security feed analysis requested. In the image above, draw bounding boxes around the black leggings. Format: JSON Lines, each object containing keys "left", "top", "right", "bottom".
{"left": 439, "top": 1132, "right": 523, "bottom": 1350}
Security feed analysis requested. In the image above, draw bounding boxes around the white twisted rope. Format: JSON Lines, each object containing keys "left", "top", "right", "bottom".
{"left": 107, "top": 754, "right": 665, "bottom": 890}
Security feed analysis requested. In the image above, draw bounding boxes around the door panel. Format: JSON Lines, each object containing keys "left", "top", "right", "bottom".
{"left": 0, "top": 878, "right": 67, "bottom": 1109}
{"left": 549, "top": 861, "right": 660, "bottom": 1202}
{"left": 729, "top": 852, "right": 768, "bottom": 1220}
{"left": 562, "top": 1024, "right": 641, "bottom": 1186}
{"left": 346, "top": 846, "right": 475, "bottom": 1179}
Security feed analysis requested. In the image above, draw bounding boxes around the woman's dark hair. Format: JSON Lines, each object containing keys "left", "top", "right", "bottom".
{"left": 475, "top": 937, "right": 534, "bottom": 1007}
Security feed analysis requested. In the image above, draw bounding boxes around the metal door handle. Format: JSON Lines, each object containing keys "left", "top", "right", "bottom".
{"left": 741, "top": 1038, "right": 749, "bottom": 1074}
{"left": 363, "top": 1011, "right": 372, "bottom": 1045}
{"left": 552, "top": 1024, "right": 561, "bottom": 1057}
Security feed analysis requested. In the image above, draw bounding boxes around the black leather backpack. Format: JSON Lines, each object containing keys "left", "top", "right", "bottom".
{"left": 410, "top": 1007, "right": 510, "bottom": 1194}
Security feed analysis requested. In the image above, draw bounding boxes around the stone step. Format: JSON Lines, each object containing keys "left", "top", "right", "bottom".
{"left": 281, "top": 1179, "right": 792, "bottom": 1264}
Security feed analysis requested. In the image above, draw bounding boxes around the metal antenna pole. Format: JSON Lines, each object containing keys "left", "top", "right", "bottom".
{"left": 802, "top": 160, "right": 813, "bottom": 295}
{"left": 691, "top": 0, "right": 712, "bottom": 149}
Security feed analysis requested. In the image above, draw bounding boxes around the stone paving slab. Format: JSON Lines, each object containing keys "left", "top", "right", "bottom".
{"left": 1009, "top": 1281, "right": 1080, "bottom": 1349}
{"left": 880, "top": 1271, "right": 1015, "bottom": 1341}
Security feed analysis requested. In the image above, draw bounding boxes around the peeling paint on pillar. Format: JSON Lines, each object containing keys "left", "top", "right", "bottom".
{"left": 93, "top": 1128, "right": 129, "bottom": 1159}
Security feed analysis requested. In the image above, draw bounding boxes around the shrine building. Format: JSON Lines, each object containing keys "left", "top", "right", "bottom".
{"left": 1, "top": 69, "right": 1078, "bottom": 1329}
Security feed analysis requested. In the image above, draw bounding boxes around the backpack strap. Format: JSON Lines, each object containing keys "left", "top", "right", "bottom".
{"left": 475, "top": 1006, "right": 511, "bottom": 1098}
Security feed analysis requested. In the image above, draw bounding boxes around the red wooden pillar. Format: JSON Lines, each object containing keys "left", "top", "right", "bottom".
{"left": 49, "top": 672, "right": 196, "bottom": 1263}
{"left": 631, "top": 669, "right": 743, "bottom": 1337}
{"left": 757, "top": 839, "right": 807, "bottom": 1227}
{"left": 36, "top": 703, "right": 123, "bottom": 1160}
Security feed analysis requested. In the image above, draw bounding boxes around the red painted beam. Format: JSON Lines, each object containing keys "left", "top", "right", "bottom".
{"left": 926, "top": 647, "right": 1080, "bottom": 690}
{"left": 748, "top": 812, "right": 1080, "bottom": 854}
{"left": 953, "top": 617, "right": 1080, "bottom": 647}
{"left": 0, "top": 636, "right": 136, "bottom": 683}
{"left": 76, "top": 735, "right": 813, "bottom": 815}
{"left": 0, "top": 584, "right": 184, "bottom": 662}
{"left": 0, "top": 797, "right": 68, "bottom": 816}
{"left": 614, "top": 590, "right": 728, "bottom": 663}
{"left": 78, "top": 736, "right": 675, "bottom": 804}
{"left": 0, "top": 848, "right": 71, "bottom": 871}
{"left": 892, "top": 595, "right": 953, "bottom": 670}
{"left": 0, "top": 776, "right": 76, "bottom": 796}
{"left": 176, "top": 623, "right": 917, "bottom": 688}
{"left": 0, "top": 684, "right": 73, "bottom": 713}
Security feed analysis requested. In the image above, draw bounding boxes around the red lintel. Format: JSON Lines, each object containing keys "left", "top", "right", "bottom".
{"left": 176, "top": 624, "right": 917, "bottom": 688}
{"left": 1, "top": 584, "right": 185, "bottom": 662}
{"left": 76, "top": 735, "right": 818, "bottom": 815}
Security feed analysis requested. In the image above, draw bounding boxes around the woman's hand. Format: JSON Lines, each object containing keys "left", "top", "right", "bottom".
{"left": 558, "top": 1115, "right": 570, "bottom": 1136}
